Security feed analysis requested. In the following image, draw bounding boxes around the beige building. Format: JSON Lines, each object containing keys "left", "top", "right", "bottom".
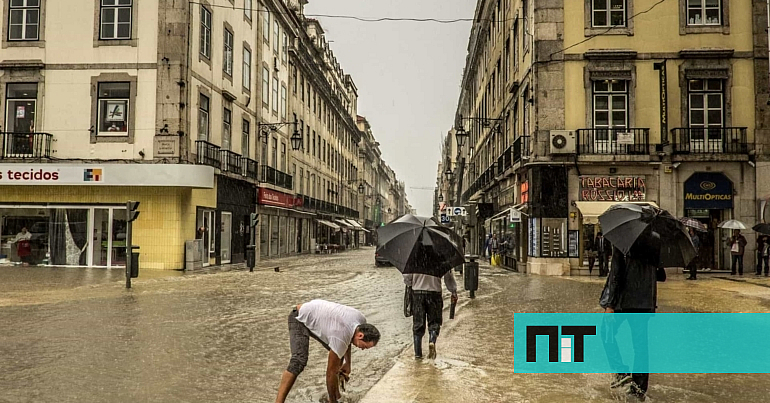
{"left": 451, "top": 0, "right": 769, "bottom": 275}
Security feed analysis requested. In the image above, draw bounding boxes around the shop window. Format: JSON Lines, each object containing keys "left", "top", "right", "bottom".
{"left": 8, "top": 0, "right": 40, "bottom": 41}
{"left": 198, "top": 93, "right": 209, "bottom": 141}
{"left": 270, "top": 215, "right": 279, "bottom": 256}
{"left": 280, "top": 216, "right": 287, "bottom": 255}
{"left": 97, "top": 82, "right": 130, "bottom": 135}
{"left": 259, "top": 216, "right": 268, "bottom": 258}
{"left": 99, "top": 0, "right": 132, "bottom": 40}
{"left": 196, "top": 209, "right": 216, "bottom": 264}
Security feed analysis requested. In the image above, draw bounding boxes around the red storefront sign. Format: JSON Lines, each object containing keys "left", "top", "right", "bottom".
{"left": 258, "top": 188, "right": 298, "bottom": 208}
{"left": 579, "top": 176, "right": 646, "bottom": 202}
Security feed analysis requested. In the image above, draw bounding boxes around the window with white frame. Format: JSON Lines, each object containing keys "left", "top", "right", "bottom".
{"left": 243, "top": 47, "right": 251, "bottom": 91}
{"left": 222, "top": 107, "right": 231, "bottom": 150}
{"left": 99, "top": 0, "right": 132, "bottom": 40}
{"left": 262, "top": 67, "right": 270, "bottom": 107}
{"left": 200, "top": 5, "right": 211, "bottom": 59}
{"left": 687, "top": 0, "right": 721, "bottom": 25}
{"left": 199, "top": 94, "right": 209, "bottom": 140}
{"left": 242, "top": 119, "right": 250, "bottom": 157}
{"left": 281, "top": 84, "right": 287, "bottom": 120}
{"left": 272, "top": 77, "right": 279, "bottom": 113}
{"left": 8, "top": 0, "right": 41, "bottom": 40}
{"left": 97, "top": 82, "right": 130, "bottom": 135}
{"left": 262, "top": 9, "right": 270, "bottom": 44}
{"left": 223, "top": 28, "right": 233, "bottom": 76}
{"left": 592, "top": 80, "right": 628, "bottom": 150}
{"left": 688, "top": 79, "right": 723, "bottom": 143}
{"left": 273, "top": 20, "right": 279, "bottom": 54}
{"left": 244, "top": 0, "right": 251, "bottom": 19}
{"left": 281, "top": 142, "right": 286, "bottom": 171}
{"left": 592, "top": 0, "right": 626, "bottom": 27}
{"left": 282, "top": 32, "right": 288, "bottom": 63}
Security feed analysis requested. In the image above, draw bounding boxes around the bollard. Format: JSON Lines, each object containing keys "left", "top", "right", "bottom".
{"left": 463, "top": 255, "right": 479, "bottom": 298}
{"left": 130, "top": 252, "right": 139, "bottom": 278}
{"left": 246, "top": 245, "right": 256, "bottom": 272}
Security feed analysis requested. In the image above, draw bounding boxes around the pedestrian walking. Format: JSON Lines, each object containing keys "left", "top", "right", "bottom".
{"left": 756, "top": 235, "right": 770, "bottom": 276}
{"left": 729, "top": 230, "right": 747, "bottom": 275}
{"left": 490, "top": 234, "right": 500, "bottom": 265}
{"left": 686, "top": 228, "right": 700, "bottom": 280}
{"left": 275, "top": 299, "right": 380, "bottom": 403}
{"left": 595, "top": 231, "right": 612, "bottom": 277}
{"left": 600, "top": 233, "right": 666, "bottom": 402}
{"left": 586, "top": 235, "right": 597, "bottom": 275}
{"left": 403, "top": 269, "right": 458, "bottom": 359}
{"left": 483, "top": 234, "right": 491, "bottom": 260}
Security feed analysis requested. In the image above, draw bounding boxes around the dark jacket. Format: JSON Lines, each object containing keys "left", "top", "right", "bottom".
{"left": 600, "top": 246, "right": 665, "bottom": 311}
{"left": 594, "top": 236, "right": 612, "bottom": 257}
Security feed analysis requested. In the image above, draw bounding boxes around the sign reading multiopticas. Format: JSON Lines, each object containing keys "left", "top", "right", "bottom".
{"left": 579, "top": 176, "right": 646, "bottom": 202}
{"left": 0, "top": 164, "right": 214, "bottom": 188}
{"left": 684, "top": 172, "right": 733, "bottom": 209}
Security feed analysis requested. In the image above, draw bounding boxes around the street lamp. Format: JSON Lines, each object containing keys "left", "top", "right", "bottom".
{"left": 258, "top": 119, "right": 302, "bottom": 150}
{"left": 444, "top": 167, "right": 453, "bottom": 180}
{"left": 357, "top": 183, "right": 365, "bottom": 193}
{"left": 455, "top": 126, "right": 469, "bottom": 148}
{"left": 290, "top": 128, "right": 303, "bottom": 151}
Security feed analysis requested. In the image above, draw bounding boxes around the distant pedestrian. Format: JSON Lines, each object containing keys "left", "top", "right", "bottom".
{"left": 483, "top": 234, "right": 491, "bottom": 260}
{"left": 275, "top": 299, "right": 380, "bottom": 403}
{"left": 686, "top": 228, "right": 700, "bottom": 280}
{"left": 586, "top": 235, "right": 597, "bottom": 275}
{"left": 595, "top": 231, "right": 612, "bottom": 277}
{"left": 729, "top": 230, "right": 747, "bottom": 275}
{"left": 757, "top": 235, "right": 770, "bottom": 276}
{"left": 403, "top": 269, "right": 458, "bottom": 359}
{"left": 600, "top": 231, "right": 666, "bottom": 401}
{"left": 490, "top": 234, "right": 500, "bottom": 265}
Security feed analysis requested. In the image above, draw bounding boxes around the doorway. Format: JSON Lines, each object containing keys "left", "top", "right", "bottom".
{"left": 687, "top": 209, "right": 725, "bottom": 270}
{"left": 221, "top": 212, "right": 232, "bottom": 264}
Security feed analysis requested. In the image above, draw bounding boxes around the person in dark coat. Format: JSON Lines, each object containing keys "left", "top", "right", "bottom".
{"left": 729, "top": 230, "right": 747, "bottom": 275}
{"left": 595, "top": 231, "right": 612, "bottom": 277}
{"left": 686, "top": 228, "right": 700, "bottom": 280}
{"left": 600, "top": 230, "right": 665, "bottom": 401}
{"left": 586, "top": 235, "right": 597, "bottom": 275}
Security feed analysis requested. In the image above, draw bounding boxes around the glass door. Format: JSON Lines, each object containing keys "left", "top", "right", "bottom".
{"left": 221, "top": 212, "right": 232, "bottom": 264}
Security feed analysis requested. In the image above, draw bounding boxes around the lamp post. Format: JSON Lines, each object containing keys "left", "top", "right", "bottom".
{"left": 258, "top": 119, "right": 302, "bottom": 150}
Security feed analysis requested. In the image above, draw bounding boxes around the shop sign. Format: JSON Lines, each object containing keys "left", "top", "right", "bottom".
{"left": 579, "top": 176, "right": 646, "bottom": 202}
{"left": 521, "top": 181, "right": 529, "bottom": 203}
{"left": 258, "top": 188, "right": 297, "bottom": 208}
{"left": 684, "top": 172, "right": 733, "bottom": 209}
{"left": 0, "top": 163, "right": 213, "bottom": 188}
{"left": 509, "top": 209, "right": 522, "bottom": 223}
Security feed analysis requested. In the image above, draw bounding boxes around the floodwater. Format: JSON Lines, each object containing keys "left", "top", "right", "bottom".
{"left": 4, "top": 249, "right": 770, "bottom": 402}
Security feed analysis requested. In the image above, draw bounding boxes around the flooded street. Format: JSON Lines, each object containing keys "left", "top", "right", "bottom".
{"left": 3, "top": 249, "right": 770, "bottom": 402}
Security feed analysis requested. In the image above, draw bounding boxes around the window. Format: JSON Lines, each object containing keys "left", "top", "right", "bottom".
{"left": 262, "top": 67, "right": 270, "bottom": 107}
{"left": 243, "top": 47, "right": 251, "bottom": 91}
{"left": 292, "top": 66, "right": 298, "bottom": 94}
{"left": 281, "top": 142, "right": 286, "bottom": 171}
{"left": 592, "top": 0, "right": 625, "bottom": 27}
{"left": 99, "top": 0, "right": 132, "bottom": 40}
{"left": 222, "top": 107, "right": 231, "bottom": 150}
{"left": 97, "top": 82, "right": 130, "bottom": 135}
{"left": 322, "top": 139, "right": 326, "bottom": 162}
{"left": 300, "top": 76, "right": 305, "bottom": 101}
{"left": 271, "top": 137, "right": 277, "bottom": 168}
{"left": 273, "top": 20, "right": 279, "bottom": 54}
{"left": 8, "top": 0, "right": 40, "bottom": 41}
{"left": 282, "top": 32, "right": 288, "bottom": 63}
{"left": 244, "top": 0, "right": 251, "bottom": 19}
{"left": 687, "top": 0, "right": 721, "bottom": 25}
{"left": 299, "top": 168, "right": 304, "bottom": 194}
{"left": 200, "top": 5, "right": 211, "bottom": 59}
{"left": 281, "top": 84, "right": 287, "bottom": 120}
{"left": 199, "top": 93, "right": 209, "bottom": 140}
{"left": 223, "top": 29, "right": 233, "bottom": 76}
{"left": 688, "top": 79, "right": 724, "bottom": 147}
{"left": 312, "top": 131, "right": 316, "bottom": 157}
{"left": 242, "top": 119, "right": 250, "bottom": 157}
{"left": 4, "top": 83, "right": 38, "bottom": 156}
{"left": 262, "top": 9, "right": 270, "bottom": 44}
{"left": 272, "top": 77, "right": 279, "bottom": 113}
{"left": 592, "top": 80, "right": 628, "bottom": 152}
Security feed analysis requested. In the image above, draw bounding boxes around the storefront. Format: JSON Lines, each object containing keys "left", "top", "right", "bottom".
{"left": 488, "top": 205, "right": 525, "bottom": 271}
{"left": 683, "top": 172, "right": 734, "bottom": 271}
{"left": 257, "top": 187, "right": 312, "bottom": 260}
{"left": 215, "top": 175, "right": 256, "bottom": 265}
{"left": 315, "top": 219, "right": 340, "bottom": 250}
{"left": 0, "top": 163, "right": 215, "bottom": 269}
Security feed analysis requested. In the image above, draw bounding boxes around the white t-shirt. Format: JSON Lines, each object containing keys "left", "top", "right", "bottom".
{"left": 296, "top": 299, "right": 367, "bottom": 359}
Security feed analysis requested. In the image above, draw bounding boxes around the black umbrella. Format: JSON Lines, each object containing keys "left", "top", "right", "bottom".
{"left": 753, "top": 223, "right": 770, "bottom": 235}
{"left": 376, "top": 214, "right": 465, "bottom": 277}
{"left": 599, "top": 203, "right": 695, "bottom": 268}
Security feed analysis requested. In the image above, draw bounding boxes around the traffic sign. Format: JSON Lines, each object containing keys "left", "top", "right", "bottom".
{"left": 440, "top": 214, "right": 450, "bottom": 223}
{"left": 448, "top": 207, "right": 467, "bottom": 217}
{"left": 509, "top": 209, "right": 522, "bottom": 223}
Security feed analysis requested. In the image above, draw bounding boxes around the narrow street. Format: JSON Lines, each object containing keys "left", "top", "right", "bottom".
{"left": 3, "top": 249, "right": 770, "bottom": 402}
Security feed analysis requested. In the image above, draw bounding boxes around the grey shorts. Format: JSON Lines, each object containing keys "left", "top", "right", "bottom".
{"left": 287, "top": 309, "right": 330, "bottom": 375}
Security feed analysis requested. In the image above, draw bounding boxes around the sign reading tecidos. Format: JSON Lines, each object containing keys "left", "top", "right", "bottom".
{"left": 514, "top": 313, "right": 770, "bottom": 373}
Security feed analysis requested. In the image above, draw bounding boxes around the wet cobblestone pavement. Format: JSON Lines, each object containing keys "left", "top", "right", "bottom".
{"left": 3, "top": 249, "right": 770, "bottom": 402}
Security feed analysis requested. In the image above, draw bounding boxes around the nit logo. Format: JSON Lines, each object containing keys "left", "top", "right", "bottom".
{"left": 84, "top": 169, "right": 103, "bottom": 182}
{"left": 526, "top": 325, "right": 596, "bottom": 363}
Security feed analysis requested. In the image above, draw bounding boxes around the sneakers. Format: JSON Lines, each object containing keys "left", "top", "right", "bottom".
{"left": 428, "top": 342, "right": 436, "bottom": 359}
{"left": 610, "top": 373, "right": 632, "bottom": 389}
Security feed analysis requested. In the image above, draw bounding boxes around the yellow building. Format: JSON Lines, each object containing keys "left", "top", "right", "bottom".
{"left": 452, "top": 0, "right": 769, "bottom": 275}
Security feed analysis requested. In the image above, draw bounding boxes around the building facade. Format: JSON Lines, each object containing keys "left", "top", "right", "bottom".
{"left": 450, "top": 0, "right": 769, "bottom": 275}
{"left": 0, "top": 0, "right": 403, "bottom": 270}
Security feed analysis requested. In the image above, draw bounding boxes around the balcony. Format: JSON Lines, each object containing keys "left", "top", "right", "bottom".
{"left": 512, "top": 135, "right": 530, "bottom": 164}
{"left": 220, "top": 149, "right": 243, "bottom": 175}
{"left": 576, "top": 128, "right": 651, "bottom": 155}
{"left": 298, "top": 194, "right": 359, "bottom": 218}
{"left": 242, "top": 157, "right": 258, "bottom": 181}
{"left": 670, "top": 127, "right": 749, "bottom": 154}
{"left": 0, "top": 132, "right": 52, "bottom": 159}
{"left": 497, "top": 145, "right": 512, "bottom": 176}
{"left": 260, "top": 165, "right": 293, "bottom": 190}
{"left": 196, "top": 140, "right": 221, "bottom": 168}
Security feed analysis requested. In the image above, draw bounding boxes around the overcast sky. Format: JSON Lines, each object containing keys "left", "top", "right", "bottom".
{"left": 304, "top": 0, "right": 476, "bottom": 216}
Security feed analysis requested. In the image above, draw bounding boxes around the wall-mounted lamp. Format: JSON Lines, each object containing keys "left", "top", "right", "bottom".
{"left": 672, "top": 162, "right": 681, "bottom": 169}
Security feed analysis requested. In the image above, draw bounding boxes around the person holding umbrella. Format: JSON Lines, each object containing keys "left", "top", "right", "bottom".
{"left": 595, "top": 231, "right": 612, "bottom": 277}
{"left": 756, "top": 235, "right": 769, "bottom": 276}
{"left": 403, "top": 268, "right": 458, "bottom": 359}
{"left": 728, "top": 229, "right": 747, "bottom": 275}
{"left": 686, "top": 227, "right": 700, "bottom": 280}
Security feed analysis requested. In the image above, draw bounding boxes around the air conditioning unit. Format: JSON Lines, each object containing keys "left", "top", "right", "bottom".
{"left": 273, "top": 57, "right": 279, "bottom": 72}
{"left": 549, "top": 130, "right": 576, "bottom": 154}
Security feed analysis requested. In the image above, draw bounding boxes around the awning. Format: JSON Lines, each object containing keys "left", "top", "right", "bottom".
{"left": 334, "top": 219, "right": 352, "bottom": 228}
{"left": 491, "top": 208, "right": 510, "bottom": 221}
{"left": 344, "top": 219, "right": 368, "bottom": 231}
{"left": 575, "top": 201, "right": 659, "bottom": 225}
{"left": 317, "top": 219, "right": 340, "bottom": 230}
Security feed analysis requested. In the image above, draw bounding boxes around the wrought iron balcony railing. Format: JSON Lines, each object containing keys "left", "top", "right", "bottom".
{"left": 512, "top": 135, "right": 530, "bottom": 164}
{"left": 242, "top": 157, "right": 258, "bottom": 181}
{"left": 0, "top": 132, "right": 52, "bottom": 159}
{"left": 195, "top": 140, "right": 221, "bottom": 168}
{"left": 260, "top": 164, "right": 293, "bottom": 190}
{"left": 670, "top": 127, "right": 750, "bottom": 154}
{"left": 220, "top": 149, "right": 243, "bottom": 175}
{"left": 576, "top": 128, "right": 651, "bottom": 155}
